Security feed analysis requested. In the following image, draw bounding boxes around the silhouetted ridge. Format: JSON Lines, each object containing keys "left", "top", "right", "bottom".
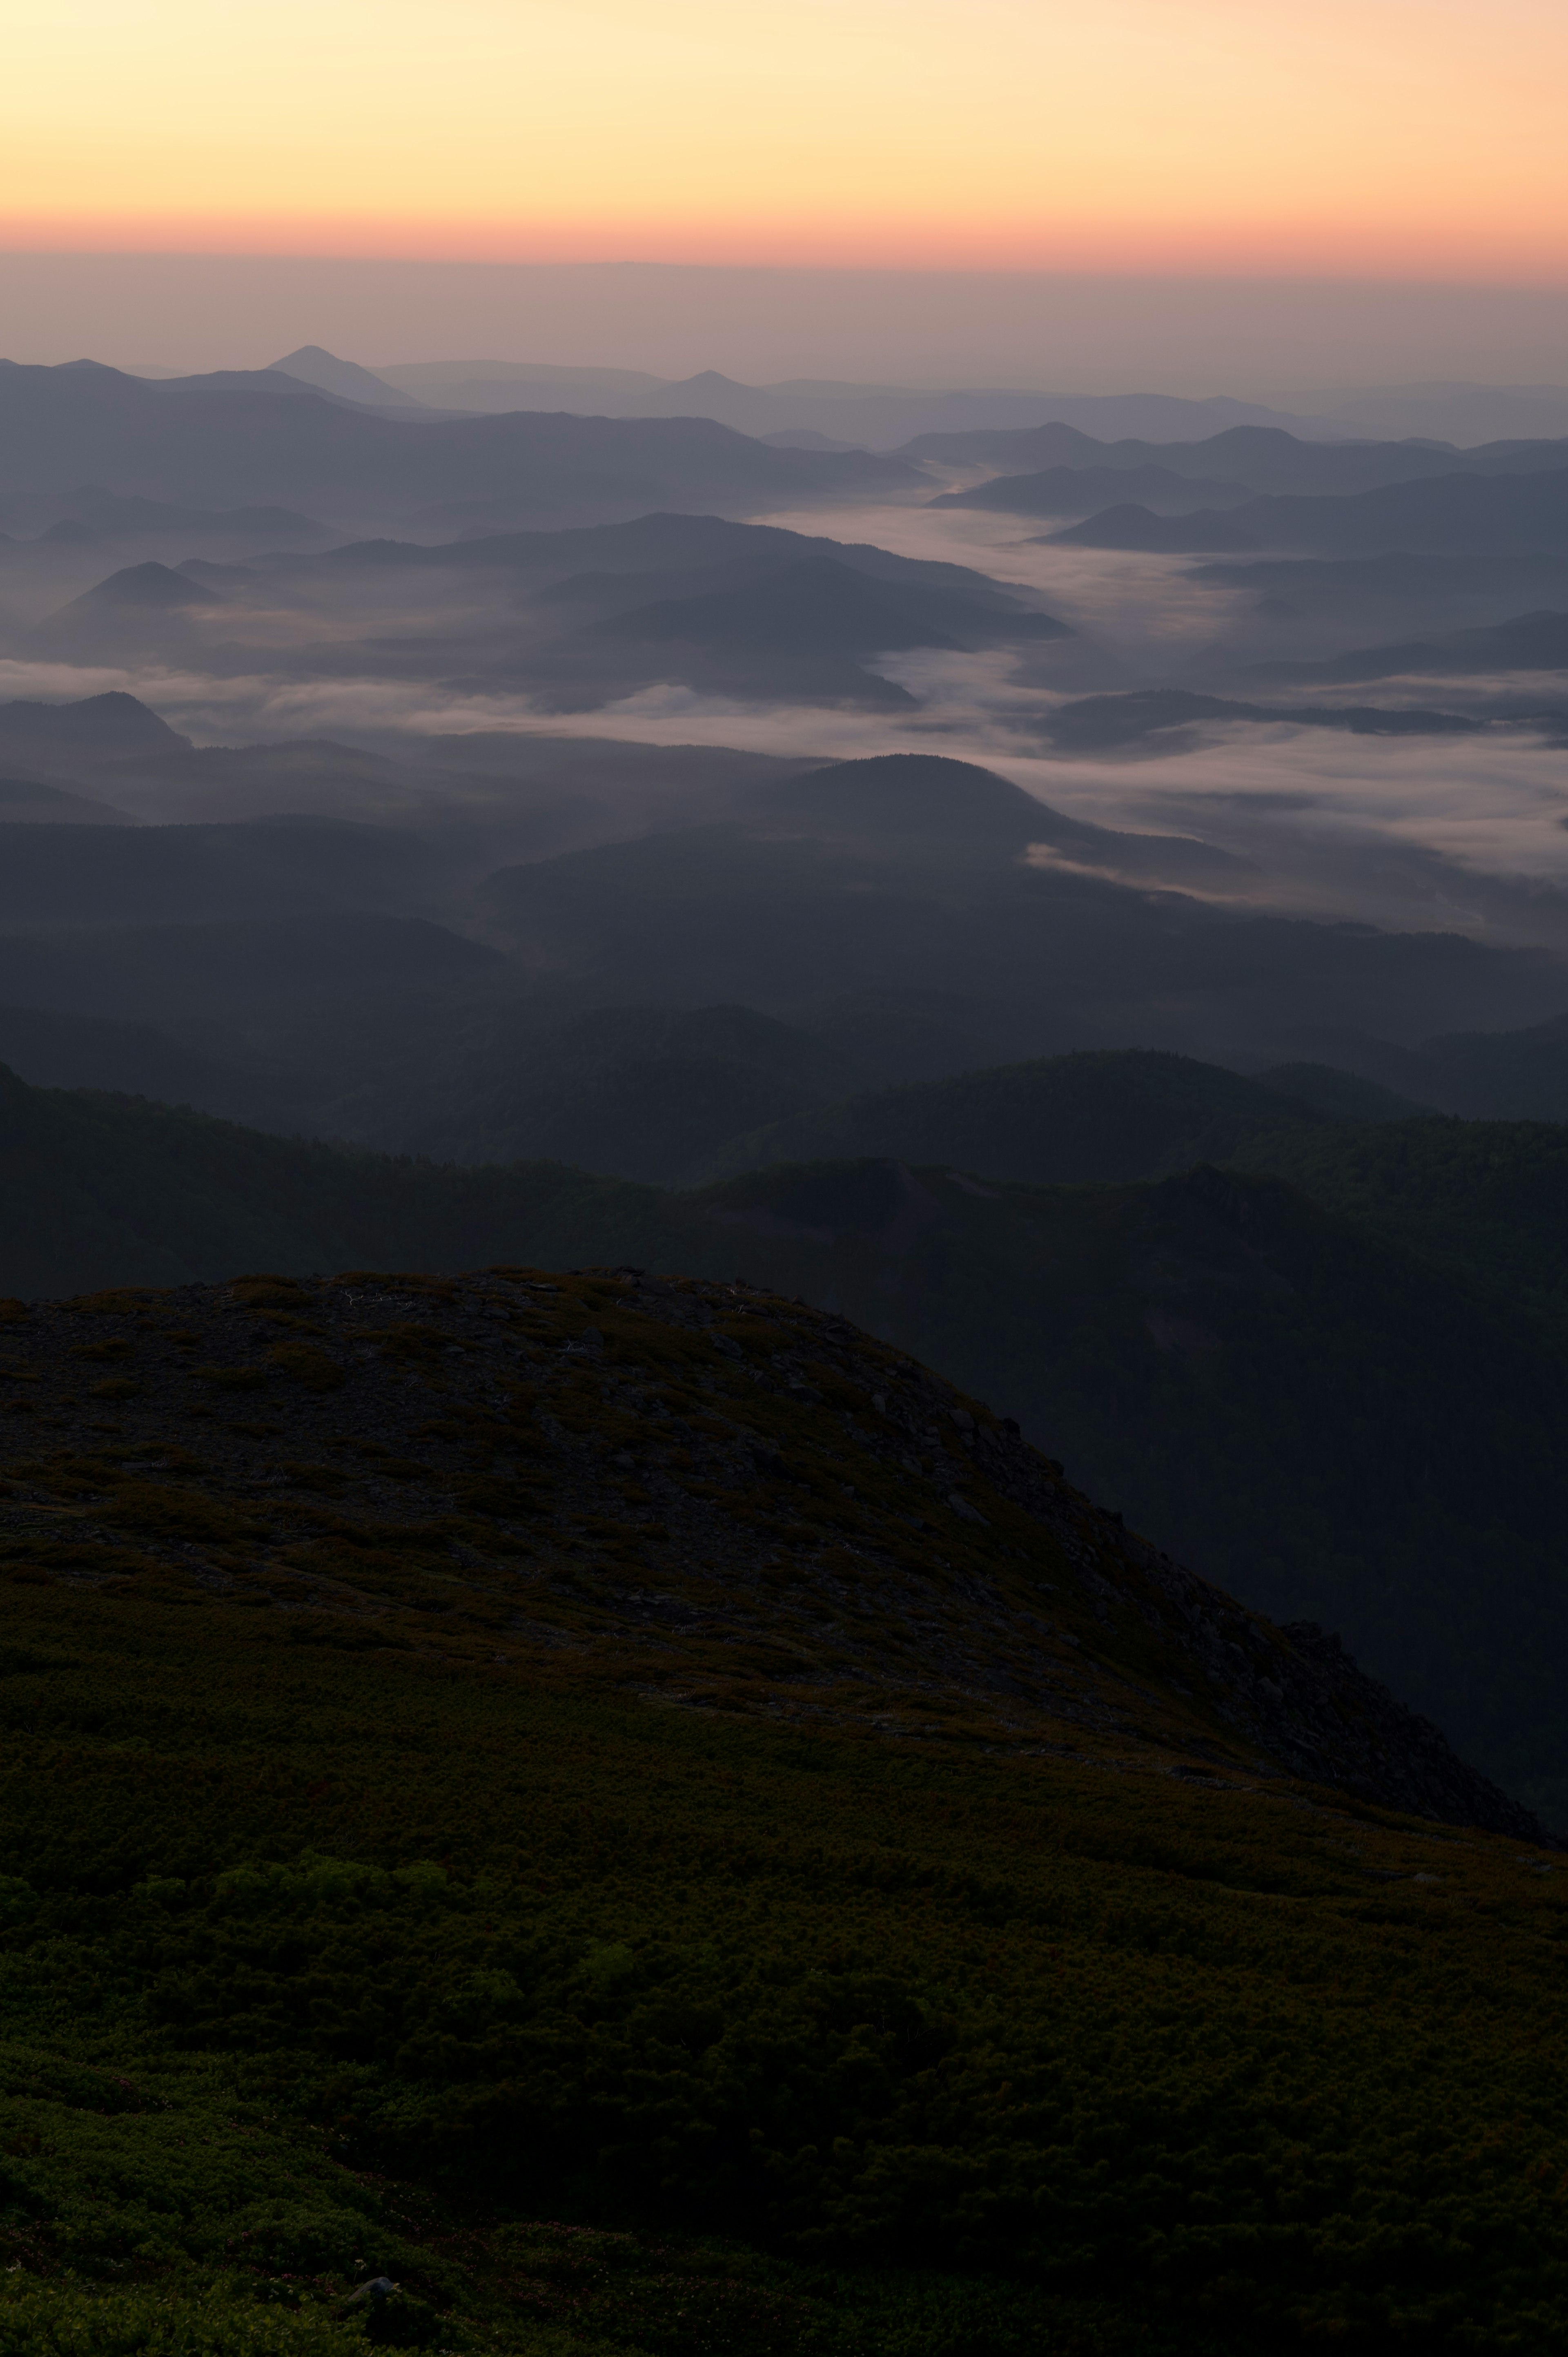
{"left": 60, "top": 561, "right": 220, "bottom": 612}
{"left": 1047, "top": 503, "right": 1258, "bottom": 551}
{"left": 0, "top": 691, "right": 190, "bottom": 763}
{"left": 762, "top": 751, "right": 1050, "bottom": 839}
{"left": 592, "top": 554, "right": 1058, "bottom": 654}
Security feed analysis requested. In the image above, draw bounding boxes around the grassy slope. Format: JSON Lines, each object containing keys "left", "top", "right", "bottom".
{"left": 657, "top": 1158, "right": 1568, "bottom": 1818}
{"left": 9, "top": 1064, "right": 1568, "bottom": 1809}
{"left": 0, "top": 1271, "right": 1565, "bottom": 2354}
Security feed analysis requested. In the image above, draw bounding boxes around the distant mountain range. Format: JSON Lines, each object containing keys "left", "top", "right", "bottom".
{"left": 58, "top": 513, "right": 1070, "bottom": 708}
{"left": 268, "top": 343, "right": 430, "bottom": 410}
{"left": 355, "top": 355, "right": 1568, "bottom": 451}
{"left": 0, "top": 485, "right": 329, "bottom": 547}
{"left": 1038, "top": 688, "right": 1483, "bottom": 750}
{"left": 1248, "top": 608, "right": 1568, "bottom": 684}
{"left": 931, "top": 461, "right": 1254, "bottom": 515}
{"left": 908, "top": 419, "right": 1568, "bottom": 498}
{"left": 1191, "top": 549, "right": 1568, "bottom": 635}
{"left": 361, "top": 359, "right": 1338, "bottom": 447}
{"left": 0, "top": 728, "right": 1559, "bottom": 1071}
{"left": 0, "top": 361, "right": 915, "bottom": 531}
{"left": 1050, "top": 469, "right": 1568, "bottom": 560}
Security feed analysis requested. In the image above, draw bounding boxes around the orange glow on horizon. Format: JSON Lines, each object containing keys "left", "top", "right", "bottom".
{"left": 4, "top": 0, "right": 1566, "bottom": 283}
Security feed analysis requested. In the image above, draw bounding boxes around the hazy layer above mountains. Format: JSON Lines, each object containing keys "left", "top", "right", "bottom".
{"left": 15, "top": 249, "right": 1559, "bottom": 429}
{"left": 274, "top": 346, "right": 1568, "bottom": 451}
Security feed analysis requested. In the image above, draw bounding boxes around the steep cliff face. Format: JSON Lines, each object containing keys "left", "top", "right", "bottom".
{"left": 0, "top": 1262, "right": 1541, "bottom": 1843}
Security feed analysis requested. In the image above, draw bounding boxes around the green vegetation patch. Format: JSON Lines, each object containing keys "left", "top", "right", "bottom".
{"left": 0, "top": 1565, "right": 1549, "bottom": 2348}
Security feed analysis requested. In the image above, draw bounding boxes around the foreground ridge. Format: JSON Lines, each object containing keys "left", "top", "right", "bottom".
{"left": 0, "top": 1261, "right": 1541, "bottom": 1842}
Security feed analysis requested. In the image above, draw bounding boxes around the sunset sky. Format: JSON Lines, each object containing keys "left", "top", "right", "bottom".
{"left": 5, "top": 0, "right": 1567, "bottom": 281}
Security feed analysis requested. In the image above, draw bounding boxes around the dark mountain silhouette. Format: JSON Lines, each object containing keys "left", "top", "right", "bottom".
{"left": 4, "top": 1059, "right": 1568, "bottom": 1818}
{"left": 29, "top": 563, "right": 228, "bottom": 660}
{"left": 901, "top": 419, "right": 1109, "bottom": 470}
{"left": 1042, "top": 688, "right": 1482, "bottom": 749}
{"left": 0, "top": 815, "right": 457, "bottom": 930}
{"left": 1047, "top": 503, "right": 1260, "bottom": 551}
{"left": 592, "top": 555, "right": 1067, "bottom": 657}
{"left": 240, "top": 513, "right": 1062, "bottom": 707}
{"left": 0, "top": 775, "right": 136, "bottom": 825}
{"left": 0, "top": 691, "right": 189, "bottom": 774}
{"left": 759, "top": 750, "right": 1054, "bottom": 840}
{"left": 1190, "top": 548, "right": 1568, "bottom": 630}
{"left": 761, "top": 426, "right": 862, "bottom": 450}
{"left": 1304, "top": 1009, "right": 1568, "bottom": 1120}
{"left": 293, "top": 508, "right": 1040, "bottom": 607}
{"left": 0, "top": 1000, "right": 299, "bottom": 1118}
{"left": 0, "top": 485, "right": 328, "bottom": 544}
{"left": 379, "top": 367, "right": 1322, "bottom": 443}
{"left": 755, "top": 754, "right": 1251, "bottom": 891}
{"left": 1252, "top": 1059, "right": 1431, "bottom": 1119}
{"left": 1057, "top": 471, "right": 1568, "bottom": 558}
{"left": 393, "top": 1003, "right": 862, "bottom": 1183}
{"left": 0, "top": 360, "right": 917, "bottom": 528}
{"left": 932, "top": 462, "right": 1250, "bottom": 515}
{"left": 1253, "top": 607, "right": 1568, "bottom": 683}
{"left": 268, "top": 344, "right": 428, "bottom": 410}
{"left": 53, "top": 560, "right": 220, "bottom": 612}
{"left": 904, "top": 419, "right": 1568, "bottom": 495}
{"left": 474, "top": 789, "right": 1561, "bottom": 1055}
{"left": 686, "top": 1046, "right": 1319, "bottom": 1186}
{"left": 0, "top": 910, "right": 499, "bottom": 1021}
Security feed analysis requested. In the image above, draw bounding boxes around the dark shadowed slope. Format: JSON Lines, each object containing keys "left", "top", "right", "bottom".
{"left": 283, "top": 508, "right": 1055, "bottom": 609}
{"left": 5, "top": 1262, "right": 1568, "bottom": 2348}
{"left": 590, "top": 553, "right": 1068, "bottom": 654}
{"left": 0, "top": 1260, "right": 1536, "bottom": 1840}
{"left": 1191, "top": 548, "right": 1568, "bottom": 637}
{"left": 475, "top": 776, "right": 1564, "bottom": 1052}
{"left": 758, "top": 750, "right": 1059, "bottom": 840}
{"left": 6, "top": 1065, "right": 1568, "bottom": 1810}
{"left": 44, "top": 559, "right": 220, "bottom": 612}
{"left": 0, "top": 818, "right": 457, "bottom": 928}
{"left": 0, "top": 910, "right": 500, "bottom": 1022}
{"left": 932, "top": 462, "right": 1251, "bottom": 514}
{"left": 683, "top": 1047, "right": 1322, "bottom": 1185}
{"left": 268, "top": 343, "right": 429, "bottom": 409}
{"left": 1253, "top": 607, "right": 1568, "bottom": 682}
{"left": 0, "top": 692, "right": 189, "bottom": 774}
{"left": 1040, "top": 689, "right": 1481, "bottom": 750}
{"left": 902, "top": 417, "right": 1568, "bottom": 493}
{"left": 1047, "top": 503, "right": 1260, "bottom": 551}
{"left": 384, "top": 1003, "right": 865, "bottom": 1184}
{"left": 1054, "top": 470, "right": 1568, "bottom": 558}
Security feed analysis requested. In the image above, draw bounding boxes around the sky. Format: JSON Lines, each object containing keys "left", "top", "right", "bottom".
{"left": 5, "top": 0, "right": 1568, "bottom": 283}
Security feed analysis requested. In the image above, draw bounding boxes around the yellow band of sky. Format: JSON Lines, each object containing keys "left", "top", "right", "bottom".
{"left": 4, "top": 0, "right": 1566, "bottom": 278}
